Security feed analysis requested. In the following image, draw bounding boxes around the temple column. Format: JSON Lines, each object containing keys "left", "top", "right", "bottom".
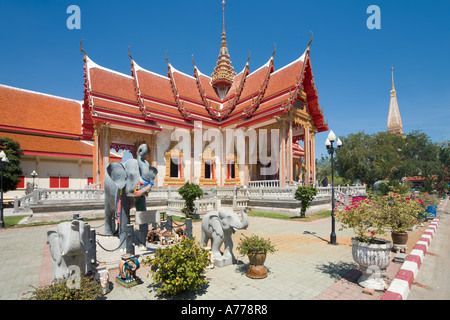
{"left": 288, "top": 118, "right": 293, "bottom": 185}
{"left": 304, "top": 123, "right": 311, "bottom": 185}
{"left": 93, "top": 123, "right": 111, "bottom": 189}
{"left": 311, "top": 132, "right": 316, "bottom": 185}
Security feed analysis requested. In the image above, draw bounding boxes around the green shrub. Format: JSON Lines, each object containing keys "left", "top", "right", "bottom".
{"left": 178, "top": 182, "right": 203, "bottom": 218}
{"left": 24, "top": 275, "right": 103, "bottom": 300}
{"left": 143, "top": 237, "right": 210, "bottom": 296}
{"left": 294, "top": 186, "right": 318, "bottom": 218}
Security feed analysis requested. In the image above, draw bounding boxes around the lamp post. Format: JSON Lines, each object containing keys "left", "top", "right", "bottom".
{"left": 0, "top": 151, "right": 10, "bottom": 228}
{"left": 325, "top": 130, "right": 342, "bottom": 245}
{"left": 31, "top": 170, "right": 38, "bottom": 189}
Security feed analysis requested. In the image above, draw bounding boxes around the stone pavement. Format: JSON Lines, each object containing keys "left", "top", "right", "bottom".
{"left": 1, "top": 207, "right": 439, "bottom": 302}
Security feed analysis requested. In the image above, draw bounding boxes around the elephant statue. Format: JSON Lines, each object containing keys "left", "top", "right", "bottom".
{"left": 104, "top": 144, "right": 158, "bottom": 246}
{"left": 201, "top": 207, "right": 249, "bottom": 267}
{"left": 117, "top": 254, "right": 140, "bottom": 284}
{"left": 47, "top": 219, "right": 91, "bottom": 281}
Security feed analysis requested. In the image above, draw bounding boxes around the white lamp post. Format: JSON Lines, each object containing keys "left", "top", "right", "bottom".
{"left": 0, "top": 151, "right": 9, "bottom": 228}
{"left": 325, "top": 130, "right": 342, "bottom": 245}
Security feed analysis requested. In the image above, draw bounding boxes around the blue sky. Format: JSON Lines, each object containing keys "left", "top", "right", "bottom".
{"left": 1, "top": 0, "right": 449, "bottom": 159}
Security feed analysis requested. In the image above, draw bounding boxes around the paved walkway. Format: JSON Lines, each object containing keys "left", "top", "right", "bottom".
{"left": 1, "top": 202, "right": 440, "bottom": 301}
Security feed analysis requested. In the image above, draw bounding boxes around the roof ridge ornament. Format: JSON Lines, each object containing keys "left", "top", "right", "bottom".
{"left": 80, "top": 39, "right": 87, "bottom": 62}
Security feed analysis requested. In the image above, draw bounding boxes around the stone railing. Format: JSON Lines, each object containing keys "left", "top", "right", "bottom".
{"left": 13, "top": 188, "right": 104, "bottom": 212}
{"left": 13, "top": 184, "right": 366, "bottom": 213}
{"left": 166, "top": 197, "right": 222, "bottom": 217}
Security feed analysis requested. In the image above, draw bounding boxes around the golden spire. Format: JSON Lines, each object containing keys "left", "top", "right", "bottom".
{"left": 387, "top": 67, "right": 403, "bottom": 135}
{"left": 211, "top": 0, "right": 236, "bottom": 100}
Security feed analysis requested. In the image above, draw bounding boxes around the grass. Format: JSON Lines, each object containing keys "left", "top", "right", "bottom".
{"left": 3, "top": 209, "right": 330, "bottom": 228}
{"left": 248, "top": 209, "right": 332, "bottom": 222}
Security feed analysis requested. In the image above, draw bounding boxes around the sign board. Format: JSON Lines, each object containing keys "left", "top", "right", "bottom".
{"left": 135, "top": 210, "right": 160, "bottom": 225}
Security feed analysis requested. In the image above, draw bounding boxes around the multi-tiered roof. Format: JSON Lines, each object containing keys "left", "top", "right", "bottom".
{"left": 81, "top": 2, "right": 328, "bottom": 140}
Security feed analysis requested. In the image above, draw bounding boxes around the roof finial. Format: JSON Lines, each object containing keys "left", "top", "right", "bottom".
{"left": 211, "top": 0, "right": 236, "bottom": 99}
{"left": 308, "top": 31, "right": 313, "bottom": 47}
{"left": 80, "top": 39, "right": 86, "bottom": 62}
{"left": 128, "top": 46, "right": 133, "bottom": 60}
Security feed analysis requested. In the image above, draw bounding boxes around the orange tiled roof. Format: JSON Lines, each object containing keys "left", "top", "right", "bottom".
{"left": 0, "top": 85, "right": 82, "bottom": 137}
{"left": 81, "top": 45, "right": 328, "bottom": 139}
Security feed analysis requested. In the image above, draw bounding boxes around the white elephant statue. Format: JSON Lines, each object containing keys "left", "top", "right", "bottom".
{"left": 47, "top": 220, "right": 91, "bottom": 281}
{"left": 201, "top": 207, "right": 249, "bottom": 267}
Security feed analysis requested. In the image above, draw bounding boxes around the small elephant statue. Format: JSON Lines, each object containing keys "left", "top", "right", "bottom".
{"left": 201, "top": 207, "right": 249, "bottom": 267}
{"left": 47, "top": 220, "right": 91, "bottom": 281}
{"left": 104, "top": 144, "right": 158, "bottom": 247}
{"left": 118, "top": 254, "right": 140, "bottom": 283}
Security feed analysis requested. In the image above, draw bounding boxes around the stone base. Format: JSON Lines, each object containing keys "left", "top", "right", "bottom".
{"left": 357, "top": 274, "right": 387, "bottom": 291}
{"left": 115, "top": 276, "right": 140, "bottom": 288}
{"left": 246, "top": 265, "right": 267, "bottom": 279}
{"left": 214, "top": 256, "right": 233, "bottom": 268}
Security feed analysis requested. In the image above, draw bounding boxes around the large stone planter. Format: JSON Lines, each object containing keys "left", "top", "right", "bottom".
{"left": 351, "top": 237, "right": 393, "bottom": 290}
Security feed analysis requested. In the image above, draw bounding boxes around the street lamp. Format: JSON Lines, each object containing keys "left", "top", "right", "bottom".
{"left": 0, "top": 151, "right": 10, "bottom": 228}
{"left": 31, "top": 170, "right": 38, "bottom": 189}
{"left": 325, "top": 130, "right": 342, "bottom": 245}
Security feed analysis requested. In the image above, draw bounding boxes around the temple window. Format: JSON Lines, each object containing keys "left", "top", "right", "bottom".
{"left": 199, "top": 147, "right": 217, "bottom": 186}
{"left": 163, "top": 141, "right": 185, "bottom": 186}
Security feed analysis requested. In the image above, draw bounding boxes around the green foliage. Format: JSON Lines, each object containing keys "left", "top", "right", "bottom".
{"left": 178, "top": 182, "right": 203, "bottom": 218}
{"left": 373, "top": 192, "right": 422, "bottom": 233}
{"left": 236, "top": 234, "right": 277, "bottom": 256}
{"left": 142, "top": 237, "right": 210, "bottom": 296}
{"left": 294, "top": 186, "right": 318, "bottom": 218}
{"left": 335, "top": 130, "right": 447, "bottom": 191}
{"left": 24, "top": 275, "right": 103, "bottom": 300}
{"left": 0, "top": 136, "right": 23, "bottom": 193}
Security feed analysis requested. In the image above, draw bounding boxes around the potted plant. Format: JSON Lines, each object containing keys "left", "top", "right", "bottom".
{"left": 294, "top": 186, "right": 318, "bottom": 218}
{"left": 335, "top": 197, "right": 392, "bottom": 290}
{"left": 237, "top": 234, "right": 277, "bottom": 279}
{"left": 416, "top": 192, "right": 439, "bottom": 219}
{"left": 372, "top": 192, "right": 421, "bottom": 250}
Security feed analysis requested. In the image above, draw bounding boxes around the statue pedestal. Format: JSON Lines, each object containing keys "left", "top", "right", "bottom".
{"left": 115, "top": 276, "right": 140, "bottom": 288}
{"left": 214, "top": 256, "right": 233, "bottom": 267}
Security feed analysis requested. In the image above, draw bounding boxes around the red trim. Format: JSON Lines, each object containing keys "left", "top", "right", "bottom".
{"left": 91, "top": 115, "right": 161, "bottom": 131}
{"left": 23, "top": 150, "right": 121, "bottom": 161}
{"left": 0, "top": 125, "right": 82, "bottom": 139}
{"left": 90, "top": 92, "right": 140, "bottom": 107}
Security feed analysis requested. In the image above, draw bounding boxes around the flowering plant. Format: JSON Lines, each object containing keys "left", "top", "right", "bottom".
{"left": 335, "top": 197, "right": 387, "bottom": 243}
{"left": 237, "top": 234, "right": 277, "bottom": 256}
{"left": 372, "top": 192, "right": 422, "bottom": 233}
{"left": 415, "top": 192, "right": 439, "bottom": 211}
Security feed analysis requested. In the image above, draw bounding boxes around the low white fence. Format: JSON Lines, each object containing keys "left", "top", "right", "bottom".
{"left": 14, "top": 184, "right": 366, "bottom": 213}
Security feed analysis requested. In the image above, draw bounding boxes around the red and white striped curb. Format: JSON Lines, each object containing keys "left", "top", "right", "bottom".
{"left": 381, "top": 217, "right": 440, "bottom": 300}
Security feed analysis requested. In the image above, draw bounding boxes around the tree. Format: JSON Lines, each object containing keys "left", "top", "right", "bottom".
{"left": 0, "top": 136, "right": 23, "bottom": 193}
{"left": 334, "top": 130, "right": 444, "bottom": 190}
{"left": 294, "top": 186, "right": 318, "bottom": 218}
{"left": 177, "top": 182, "right": 203, "bottom": 218}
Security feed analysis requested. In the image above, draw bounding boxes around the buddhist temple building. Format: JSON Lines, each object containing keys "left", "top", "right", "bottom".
{"left": 81, "top": 1, "right": 328, "bottom": 188}
{"left": 387, "top": 67, "right": 403, "bottom": 135}
{"left": 0, "top": 1, "right": 328, "bottom": 197}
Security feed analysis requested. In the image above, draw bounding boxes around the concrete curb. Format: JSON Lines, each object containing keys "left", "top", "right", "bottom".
{"left": 381, "top": 217, "right": 440, "bottom": 300}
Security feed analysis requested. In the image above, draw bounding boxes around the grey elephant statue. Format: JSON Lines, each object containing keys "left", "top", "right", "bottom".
{"left": 47, "top": 220, "right": 91, "bottom": 281}
{"left": 201, "top": 207, "right": 249, "bottom": 267}
{"left": 104, "top": 144, "right": 158, "bottom": 245}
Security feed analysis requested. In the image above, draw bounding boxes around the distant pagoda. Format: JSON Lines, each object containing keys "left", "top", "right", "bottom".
{"left": 387, "top": 67, "right": 403, "bottom": 135}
